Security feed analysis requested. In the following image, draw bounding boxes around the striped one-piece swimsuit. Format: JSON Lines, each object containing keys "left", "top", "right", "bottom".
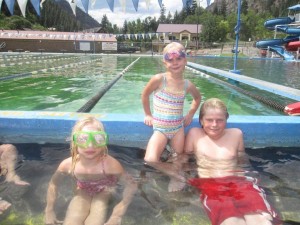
{"left": 153, "top": 74, "right": 187, "bottom": 139}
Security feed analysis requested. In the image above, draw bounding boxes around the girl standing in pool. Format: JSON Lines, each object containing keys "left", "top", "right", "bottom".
{"left": 44, "top": 116, "right": 137, "bottom": 225}
{"left": 141, "top": 42, "right": 201, "bottom": 192}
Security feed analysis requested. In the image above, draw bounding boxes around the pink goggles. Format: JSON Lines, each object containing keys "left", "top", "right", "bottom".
{"left": 164, "top": 50, "right": 186, "bottom": 61}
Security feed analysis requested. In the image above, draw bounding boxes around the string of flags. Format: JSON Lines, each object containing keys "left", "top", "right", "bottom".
{"left": 1, "top": 30, "right": 174, "bottom": 41}
{"left": 1, "top": 0, "right": 212, "bottom": 17}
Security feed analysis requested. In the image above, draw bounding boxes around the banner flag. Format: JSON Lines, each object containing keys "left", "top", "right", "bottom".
{"left": 182, "top": 0, "right": 193, "bottom": 8}
{"left": 106, "top": 0, "right": 114, "bottom": 12}
{"left": 119, "top": 0, "right": 126, "bottom": 12}
{"left": 40, "top": 0, "right": 45, "bottom": 8}
{"left": 132, "top": 0, "right": 139, "bottom": 11}
{"left": 81, "top": 0, "right": 89, "bottom": 13}
{"left": 17, "top": 0, "right": 28, "bottom": 17}
{"left": 68, "top": 0, "right": 77, "bottom": 15}
{"left": 91, "top": 0, "right": 96, "bottom": 8}
{"left": 157, "top": 0, "right": 162, "bottom": 8}
{"left": 30, "top": 0, "right": 40, "bottom": 16}
{"left": 145, "top": 0, "right": 150, "bottom": 9}
{"left": 4, "top": 0, "right": 16, "bottom": 15}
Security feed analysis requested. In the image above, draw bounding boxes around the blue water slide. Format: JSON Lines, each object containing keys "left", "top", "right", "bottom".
{"left": 276, "top": 26, "right": 300, "bottom": 35}
{"left": 268, "top": 46, "right": 295, "bottom": 60}
{"left": 288, "top": 4, "right": 300, "bottom": 11}
{"left": 256, "top": 36, "right": 299, "bottom": 49}
{"left": 264, "top": 17, "right": 295, "bottom": 30}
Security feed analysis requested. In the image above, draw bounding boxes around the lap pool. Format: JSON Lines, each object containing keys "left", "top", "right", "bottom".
{"left": 0, "top": 53, "right": 300, "bottom": 224}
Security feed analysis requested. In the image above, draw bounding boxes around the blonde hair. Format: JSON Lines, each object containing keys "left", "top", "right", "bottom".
{"left": 163, "top": 42, "right": 186, "bottom": 55}
{"left": 199, "top": 98, "right": 229, "bottom": 122}
{"left": 70, "top": 116, "right": 106, "bottom": 170}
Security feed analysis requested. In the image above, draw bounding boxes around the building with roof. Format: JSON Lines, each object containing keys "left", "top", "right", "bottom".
{"left": 0, "top": 30, "right": 117, "bottom": 53}
{"left": 154, "top": 24, "right": 202, "bottom": 53}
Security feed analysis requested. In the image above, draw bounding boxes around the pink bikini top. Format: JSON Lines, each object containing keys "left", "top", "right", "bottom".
{"left": 74, "top": 159, "right": 118, "bottom": 196}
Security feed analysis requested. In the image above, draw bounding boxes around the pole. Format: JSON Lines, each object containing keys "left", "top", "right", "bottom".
{"left": 230, "top": 0, "right": 241, "bottom": 74}
{"left": 196, "top": 8, "right": 199, "bottom": 50}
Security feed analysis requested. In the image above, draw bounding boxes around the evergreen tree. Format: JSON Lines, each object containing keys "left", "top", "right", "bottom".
{"left": 100, "top": 14, "right": 110, "bottom": 33}
{"left": 166, "top": 11, "right": 173, "bottom": 24}
{"left": 158, "top": 4, "right": 167, "bottom": 23}
{"left": 220, "top": 0, "right": 227, "bottom": 18}
{"left": 122, "top": 20, "right": 128, "bottom": 34}
{"left": 241, "top": 0, "right": 248, "bottom": 15}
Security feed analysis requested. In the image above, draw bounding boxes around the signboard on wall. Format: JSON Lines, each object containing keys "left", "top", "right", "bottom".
{"left": 102, "top": 42, "right": 117, "bottom": 51}
{"left": 79, "top": 42, "right": 91, "bottom": 51}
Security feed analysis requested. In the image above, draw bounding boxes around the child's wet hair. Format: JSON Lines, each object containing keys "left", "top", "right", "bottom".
{"left": 163, "top": 42, "right": 186, "bottom": 56}
{"left": 70, "top": 116, "right": 106, "bottom": 168}
{"left": 199, "top": 98, "right": 229, "bottom": 122}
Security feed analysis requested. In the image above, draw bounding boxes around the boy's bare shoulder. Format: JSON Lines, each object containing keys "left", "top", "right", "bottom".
{"left": 226, "top": 128, "right": 243, "bottom": 137}
{"left": 188, "top": 127, "right": 205, "bottom": 136}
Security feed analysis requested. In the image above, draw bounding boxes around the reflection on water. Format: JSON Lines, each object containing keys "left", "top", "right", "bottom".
{"left": 0, "top": 144, "right": 299, "bottom": 224}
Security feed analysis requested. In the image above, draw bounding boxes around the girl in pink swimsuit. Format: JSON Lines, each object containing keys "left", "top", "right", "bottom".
{"left": 45, "top": 116, "right": 137, "bottom": 225}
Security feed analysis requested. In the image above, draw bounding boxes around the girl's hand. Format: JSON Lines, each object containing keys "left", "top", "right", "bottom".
{"left": 44, "top": 210, "right": 63, "bottom": 225}
{"left": 104, "top": 216, "right": 122, "bottom": 225}
{"left": 184, "top": 114, "right": 193, "bottom": 127}
{"left": 144, "top": 115, "right": 153, "bottom": 126}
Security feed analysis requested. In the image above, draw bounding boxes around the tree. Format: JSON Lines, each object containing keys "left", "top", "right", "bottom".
{"left": 100, "top": 14, "right": 110, "bottom": 33}
{"left": 158, "top": 4, "right": 167, "bottom": 23}
{"left": 199, "top": 12, "right": 221, "bottom": 43}
{"left": 166, "top": 11, "right": 172, "bottom": 23}
{"left": 220, "top": 0, "right": 227, "bottom": 18}
{"left": 241, "top": 0, "right": 248, "bottom": 15}
{"left": 173, "top": 11, "right": 181, "bottom": 23}
{"left": 122, "top": 20, "right": 128, "bottom": 34}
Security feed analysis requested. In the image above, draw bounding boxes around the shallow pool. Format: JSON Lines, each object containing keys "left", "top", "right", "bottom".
{"left": 0, "top": 143, "right": 299, "bottom": 224}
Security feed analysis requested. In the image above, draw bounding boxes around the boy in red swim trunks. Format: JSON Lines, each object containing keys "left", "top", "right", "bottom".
{"left": 184, "top": 98, "right": 280, "bottom": 225}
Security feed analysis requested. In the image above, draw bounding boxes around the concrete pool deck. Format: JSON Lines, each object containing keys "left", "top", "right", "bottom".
{"left": 0, "top": 111, "right": 299, "bottom": 148}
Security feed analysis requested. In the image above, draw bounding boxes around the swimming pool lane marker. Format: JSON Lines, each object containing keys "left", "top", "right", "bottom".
{"left": 185, "top": 66, "right": 300, "bottom": 115}
{"left": 77, "top": 57, "right": 141, "bottom": 113}
{"left": 0, "top": 54, "right": 63, "bottom": 61}
{"left": 0, "top": 55, "right": 79, "bottom": 67}
{"left": 0, "top": 58, "right": 102, "bottom": 81}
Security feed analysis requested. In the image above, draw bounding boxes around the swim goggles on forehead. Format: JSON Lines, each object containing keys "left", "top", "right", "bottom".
{"left": 73, "top": 131, "right": 109, "bottom": 148}
{"left": 164, "top": 50, "right": 186, "bottom": 61}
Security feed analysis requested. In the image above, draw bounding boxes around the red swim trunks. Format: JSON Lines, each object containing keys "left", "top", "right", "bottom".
{"left": 189, "top": 176, "right": 279, "bottom": 225}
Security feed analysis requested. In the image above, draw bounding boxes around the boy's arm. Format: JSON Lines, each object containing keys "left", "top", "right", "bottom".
{"left": 236, "top": 129, "right": 249, "bottom": 166}
{"left": 184, "top": 128, "right": 197, "bottom": 154}
{"left": 184, "top": 81, "right": 201, "bottom": 126}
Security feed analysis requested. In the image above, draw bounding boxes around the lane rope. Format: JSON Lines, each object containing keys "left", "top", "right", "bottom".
{"left": 77, "top": 57, "right": 141, "bottom": 113}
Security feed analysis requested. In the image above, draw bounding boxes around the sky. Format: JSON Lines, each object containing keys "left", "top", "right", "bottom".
{"left": 82, "top": 0, "right": 212, "bottom": 28}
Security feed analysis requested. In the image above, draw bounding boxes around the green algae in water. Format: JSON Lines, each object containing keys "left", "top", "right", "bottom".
{"left": 1, "top": 211, "right": 44, "bottom": 225}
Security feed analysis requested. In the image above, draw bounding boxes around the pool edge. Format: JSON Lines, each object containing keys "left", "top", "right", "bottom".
{"left": 0, "top": 111, "right": 299, "bottom": 148}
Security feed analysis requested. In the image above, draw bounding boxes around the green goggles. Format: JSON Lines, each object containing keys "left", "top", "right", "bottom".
{"left": 73, "top": 131, "right": 109, "bottom": 148}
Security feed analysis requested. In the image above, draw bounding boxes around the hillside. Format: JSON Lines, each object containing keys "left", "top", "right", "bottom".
{"left": 0, "top": 0, "right": 100, "bottom": 31}
{"left": 209, "top": 0, "right": 300, "bottom": 16}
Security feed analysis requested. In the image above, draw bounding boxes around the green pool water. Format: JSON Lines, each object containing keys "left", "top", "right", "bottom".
{"left": 0, "top": 53, "right": 296, "bottom": 115}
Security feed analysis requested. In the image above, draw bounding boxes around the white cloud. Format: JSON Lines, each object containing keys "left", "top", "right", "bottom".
{"left": 87, "top": 0, "right": 210, "bottom": 27}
